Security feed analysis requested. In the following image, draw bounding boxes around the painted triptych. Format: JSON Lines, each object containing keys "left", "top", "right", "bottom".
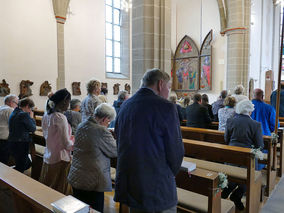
{"left": 173, "top": 30, "right": 213, "bottom": 91}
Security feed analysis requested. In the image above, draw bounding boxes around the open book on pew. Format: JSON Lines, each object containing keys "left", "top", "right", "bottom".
{"left": 51, "top": 195, "right": 90, "bottom": 213}
{"left": 181, "top": 161, "right": 196, "bottom": 172}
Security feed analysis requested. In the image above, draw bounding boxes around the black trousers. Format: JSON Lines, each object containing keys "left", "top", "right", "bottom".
{"left": 0, "top": 139, "right": 10, "bottom": 165}
{"left": 72, "top": 187, "right": 104, "bottom": 212}
{"left": 10, "top": 141, "right": 31, "bottom": 173}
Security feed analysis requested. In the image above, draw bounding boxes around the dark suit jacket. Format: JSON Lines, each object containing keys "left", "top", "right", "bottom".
{"left": 186, "top": 102, "right": 211, "bottom": 128}
{"left": 225, "top": 114, "right": 264, "bottom": 149}
{"left": 8, "top": 107, "right": 36, "bottom": 142}
{"left": 114, "top": 88, "right": 184, "bottom": 211}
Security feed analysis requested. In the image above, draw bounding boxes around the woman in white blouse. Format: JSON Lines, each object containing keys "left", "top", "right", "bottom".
{"left": 40, "top": 88, "right": 73, "bottom": 194}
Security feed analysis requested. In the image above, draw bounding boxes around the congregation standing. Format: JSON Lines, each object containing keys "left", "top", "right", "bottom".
{"left": 0, "top": 72, "right": 282, "bottom": 212}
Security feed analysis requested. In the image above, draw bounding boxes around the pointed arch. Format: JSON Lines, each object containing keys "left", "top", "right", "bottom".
{"left": 200, "top": 30, "right": 213, "bottom": 90}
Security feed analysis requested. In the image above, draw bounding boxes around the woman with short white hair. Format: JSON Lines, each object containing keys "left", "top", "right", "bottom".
{"left": 222, "top": 99, "right": 263, "bottom": 210}
{"left": 68, "top": 103, "right": 117, "bottom": 212}
{"left": 232, "top": 84, "right": 248, "bottom": 103}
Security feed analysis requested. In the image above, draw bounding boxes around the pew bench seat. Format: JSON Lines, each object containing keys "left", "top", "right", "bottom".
{"left": 35, "top": 144, "right": 45, "bottom": 156}
{"left": 110, "top": 167, "right": 235, "bottom": 213}
{"left": 184, "top": 157, "right": 262, "bottom": 183}
{"left": 177, "top": 188, "right": 235, "bottom": 213}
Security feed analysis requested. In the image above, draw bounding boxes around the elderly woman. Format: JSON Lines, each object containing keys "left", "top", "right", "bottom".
{"left": 64, "top": 99, "right": 82, "bottom": 135}
{"left": 40, "top": 89, "right": 73, "bottom": 194}
{"left": 8, "top": 98, "right": 36, "bottom": 172}
{"left": 232, "top": 85, "right": 248, "bottom": 103}
{"left": 222, "top": 99, "right": 263, "bottom": 210}
{"left": 68, "top": 103, "right": 117, "bottom": 212}
{"left": 218, "top": 96, "right": 236, "bottom": 131}
{"left": 81, "top": 79, "right": 102, "bottom": 121}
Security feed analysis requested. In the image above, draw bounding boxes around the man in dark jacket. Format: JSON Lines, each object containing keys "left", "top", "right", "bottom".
{"left": 114, "top": 68, "right": 184, "bottom": 212}
{"left": 186, "top": 93, "right": 211, "bottom": 128}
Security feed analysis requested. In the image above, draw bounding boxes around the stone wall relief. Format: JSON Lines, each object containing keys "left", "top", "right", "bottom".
{"left": 72, "top": 82, "right": 81, "bottom": 96}
{"left": 101, "top": 83, "right": 108, "bottom": 95}
{"left": 40, "top": 81, "right": 52, "bottom": 96}
{"left": 19, "top": 80, "right": 33, "bottom": 99}
{"left": 124, "top": 83, "right": 131, "bottom": 94}
{"left": 0, "top": 79, "right": 10, "bottom": 97}
{"left": 113, "top": 83, "right": 120, "bottom": 95}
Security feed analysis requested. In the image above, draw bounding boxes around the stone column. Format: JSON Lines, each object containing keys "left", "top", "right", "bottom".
{"left": 132, "top": 0, "right": 171, "bottom": 93}
{"left": 225, "top": 0, "right": 251, "bottom": 94}
{"left": 52, "top": 0, "right": 70, "bottom": 90}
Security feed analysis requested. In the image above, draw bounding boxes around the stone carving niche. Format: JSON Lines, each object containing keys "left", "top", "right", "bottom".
{"left": 19, "top": 80, "right": 33, "bottom": 99}
{"left": 40, "top": 81, "right": 52, "bottom": 96}
{"left": 72, "top": 82, "right": 81, "bottom": 96}
{"left": 101, "top": 83, "right": 108, "bottom": 95}
{"left": 0, "top": 79, "right": 10, "bottom": 97}
{"left": 113, "top": 83, "right": 120, "bottom": 95}
{"left": 124, "top": 83, "right": 131, "bottom": 94}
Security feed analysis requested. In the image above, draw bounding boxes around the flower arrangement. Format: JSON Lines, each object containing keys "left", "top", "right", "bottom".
{"left": 251, "top": 147, "right": 264, "bottom": 160}
{"left": 218, "top": 172, "right": 228, "bottom": 189}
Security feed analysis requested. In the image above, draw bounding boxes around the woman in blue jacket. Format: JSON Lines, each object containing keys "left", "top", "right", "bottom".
{"left": 8, "top": 98, "right": 36, "bottom": 173}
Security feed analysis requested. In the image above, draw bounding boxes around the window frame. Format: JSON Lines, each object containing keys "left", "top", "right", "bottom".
{"left": 105, "top": 0, "right": 122, "bottom": 75}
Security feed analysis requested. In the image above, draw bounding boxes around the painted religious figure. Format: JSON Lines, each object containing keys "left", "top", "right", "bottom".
{"left": 19, "top": 80, "right": 33, "bottom": 99}
{"left": 173, "top": 30, "right": 212, "bottom": 91}
{"left": 113, "top": 83, "right": 120, "bottom": 95}
{"left": 0, "top": 79, "right": 10, "bottom": 97}
{"left": 40, "top": 81, "right": 52, "bottom": 96}
{"left": 72, "top": 82, "right": 81, "bottom": 96}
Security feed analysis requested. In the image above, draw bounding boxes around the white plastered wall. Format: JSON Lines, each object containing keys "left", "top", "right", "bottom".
{"left": 0, "top": 0, "right": 132, "bottom": 109}
{"left": 249, "top": 0, "right": 274, "bottom": 91}
{"left": 171, "top": 0, "right": 227, "bottom": 104}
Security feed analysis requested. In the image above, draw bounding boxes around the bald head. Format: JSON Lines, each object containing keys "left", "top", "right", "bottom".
{"left": 253, "top": 88, "right": 264, "bottom": 101}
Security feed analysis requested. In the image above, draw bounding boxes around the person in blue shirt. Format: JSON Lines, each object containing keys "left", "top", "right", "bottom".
{"left": 251, "top": 88, "right": 278, "bottom": 171}
{"left": 270, "top": 83, "right": 284, "bottom": 117}
{"left": 251, "top": 88, "right": 277, "bottom": 136}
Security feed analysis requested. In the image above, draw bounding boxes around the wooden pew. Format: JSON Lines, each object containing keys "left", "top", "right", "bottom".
{"left": 33, "top": 109, "right": 44, "bottom": 128}
{"left": 31, "top": 132, "right": 235, "bottom": 213}
{"left": 176, "top": 167, "right": 235, "bottom": 213}
{"left": 0, "top": 162, "right": 99, "bottom": 213}
{"left": 279, "top": 117, "right": 284, "bottom": 122}
{"left": 183, "top": 139, "right": 262, "bottom": 213}
{"left": 180, "top": 126, "right": 277, "bottom": 196}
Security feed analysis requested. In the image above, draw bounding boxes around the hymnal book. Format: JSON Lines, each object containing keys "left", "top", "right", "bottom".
{"left": 51, "top": 195, "right": 90, "bottom": 213}
{"left": 181, "top": 161, "right": 196, "bottom": 172}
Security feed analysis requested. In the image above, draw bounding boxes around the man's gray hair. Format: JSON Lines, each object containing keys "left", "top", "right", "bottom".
{"left": 4, "top": 94, "right": 18, "bottom": 105}
{"left": 141, "top": 68, "right": 170, "bottom": 87}
{"left": 118, "top": 90, "right": 128, "bottom": 100}
{"left": 94, "top": 103, "right": 116, "bottom": 121}
{"left": 70, "top": 99, "right": 81, "bottom": 110}
{"left": 234, "top": 85, "right": 244, "bottom": 95}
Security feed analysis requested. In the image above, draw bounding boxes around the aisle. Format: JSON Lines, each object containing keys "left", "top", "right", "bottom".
{"left": 261, "top": 177, "right": 284, "bottom": 213}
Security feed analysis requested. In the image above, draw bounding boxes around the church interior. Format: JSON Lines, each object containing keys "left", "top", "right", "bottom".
{"left": 1, "top": 0, "right": 284, "bottom": 213}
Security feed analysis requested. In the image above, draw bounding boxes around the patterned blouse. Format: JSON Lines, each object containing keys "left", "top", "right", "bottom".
{"left": 81, "top": 94, "right": 102, "bottom": 122}
{"left": 218, "top": 107, "right": 235, "bottom": 131}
